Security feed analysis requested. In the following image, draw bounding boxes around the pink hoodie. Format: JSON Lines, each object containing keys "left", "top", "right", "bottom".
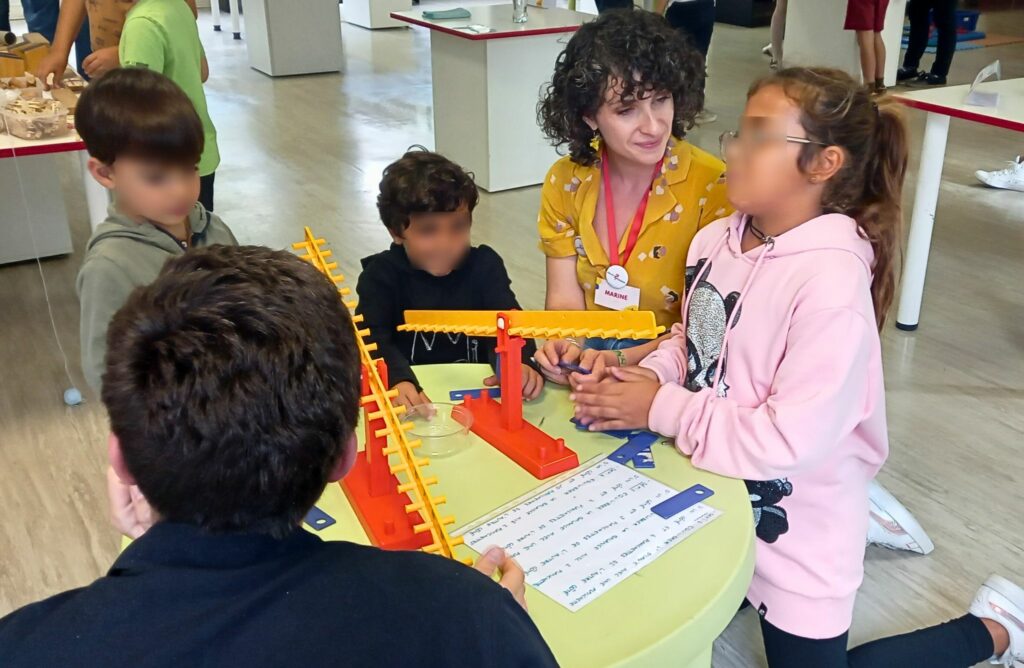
{"left": 640, "top": 211, "right": 888, "bottom": 639}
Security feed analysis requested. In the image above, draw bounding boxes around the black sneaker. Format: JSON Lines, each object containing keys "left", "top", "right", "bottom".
{"left": 896, "top": 66, "right": 921, "bottom": 82}
{"left": 917, "top": 72, "right": 947, "bottom": 86}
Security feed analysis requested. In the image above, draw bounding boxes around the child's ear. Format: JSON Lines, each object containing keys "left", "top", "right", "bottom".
{"left": 327, "top": 434, "right": 358, "bottom": 482}
{"left": 108, "top": 433, "right": 138, "bottom": 485}
{"left": 87, "top": 158, "right": 117, "bottom": 191}
{"left": 389, "top": 229, "right": 405, "bottom": 245}
{"left": 583, "top": 116, "right": 598, "bottom": 132}
{"left": 807, "top": 145, "right": 846, "bottom": 184}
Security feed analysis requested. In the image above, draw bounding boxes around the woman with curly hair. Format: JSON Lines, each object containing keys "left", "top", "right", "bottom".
{"left": 533, "top": 10, "right": 730, "bottom": 381}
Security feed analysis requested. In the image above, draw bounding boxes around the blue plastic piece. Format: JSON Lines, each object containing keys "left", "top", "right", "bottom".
{"left": 631, "top": 447, "right": 655, "bottom": 469}
{"left": 303, "top": 506, "right": 336, "bottom": 531}
{"left": 651, "top": 484, "right": 715, "bottom": 519}
{"left": 607, "top": 432, "right": 659, "bottom": 465}
{"left": 569, "top": 417, "right": 638, "bottom": 440}
{"left": 449, "top": 387, "right": 501, "bottom": 401}
{"left": 558, "top": 361, "right": 592, "bottom": 375}
{"left": 63, "top": 387, "right": 83, "bottom": 406}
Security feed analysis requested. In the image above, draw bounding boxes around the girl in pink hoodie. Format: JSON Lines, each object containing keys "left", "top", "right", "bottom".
{"left": 570, "top": 67, "right": 1024, "bottom": 667}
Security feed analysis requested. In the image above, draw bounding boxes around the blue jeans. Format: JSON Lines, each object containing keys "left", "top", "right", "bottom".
{"left": 583, "top": 337, "right": 650, "bottom": 351}
{"left": 21, "top": 0, "right": 92, "bottom": 75}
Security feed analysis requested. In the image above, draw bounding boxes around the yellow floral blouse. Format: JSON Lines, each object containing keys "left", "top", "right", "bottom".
{"left": 538, "top": 138, "right": 731, "bottom": 330}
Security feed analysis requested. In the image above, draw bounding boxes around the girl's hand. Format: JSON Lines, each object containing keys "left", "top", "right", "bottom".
{"left": 483, "top": 366, "right": 544, "bottom": 401}
{"left": 533, "top": 339, "right": 582, "bottom": 385}
{"left": 570, "top": 366, "right": 661, "bottom": 432}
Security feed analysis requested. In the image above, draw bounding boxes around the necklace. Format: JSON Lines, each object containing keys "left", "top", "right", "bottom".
{"left": 748, "top": 220, "right": 773, "bottom": 244}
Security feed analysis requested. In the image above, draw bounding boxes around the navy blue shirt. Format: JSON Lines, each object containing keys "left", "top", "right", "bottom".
{"left": 0, "top": 522, "right": 557, "bottom": 667}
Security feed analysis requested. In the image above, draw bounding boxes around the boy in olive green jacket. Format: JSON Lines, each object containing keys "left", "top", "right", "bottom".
{"left": 75, "top": 68, "right": 236, "bottom": 393}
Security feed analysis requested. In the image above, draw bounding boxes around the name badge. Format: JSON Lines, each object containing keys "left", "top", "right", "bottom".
{"left": 595, "top": 280, "right": 640, "bottom": 311}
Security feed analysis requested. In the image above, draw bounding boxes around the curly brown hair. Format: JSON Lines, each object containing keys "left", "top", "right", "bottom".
{"left": 537, "top": 9, "right": 706, "bottom": 167}
{"left": 749, "top": 68, "right": 909, "bottom": 329}
{"left": 377, "top": 148, "right": 479, "bottom": 235}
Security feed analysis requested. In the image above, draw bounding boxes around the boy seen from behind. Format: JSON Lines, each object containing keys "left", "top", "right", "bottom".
{"left": 0, "top": 245, "right": 556, "bottom": 667}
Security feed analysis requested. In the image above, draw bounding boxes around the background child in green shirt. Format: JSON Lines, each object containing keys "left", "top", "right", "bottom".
{"left": 118, "top": 0, "right": 219, "bottom": 211}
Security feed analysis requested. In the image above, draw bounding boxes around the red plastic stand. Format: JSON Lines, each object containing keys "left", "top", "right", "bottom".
{"left": 340, "top": 359, "right": 432, "bottom": 551}
{"left": 461, "top": 393, "right": 579, "bottom": 479}
{"left": 457, "top": 312, "right": 579, "bottom": 480}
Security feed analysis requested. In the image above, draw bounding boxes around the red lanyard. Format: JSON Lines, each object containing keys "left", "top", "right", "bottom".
{"left": 601, "top": 151, "right": 660, "bottom": 267}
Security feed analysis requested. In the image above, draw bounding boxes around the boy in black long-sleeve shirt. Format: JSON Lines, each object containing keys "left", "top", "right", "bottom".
{"left": 357, "top": 150, "right": 543, "bottom": 411}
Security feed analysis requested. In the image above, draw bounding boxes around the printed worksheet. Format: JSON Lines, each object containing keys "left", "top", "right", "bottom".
{"left": 463, "top": 458, "right": 721, "bottom": 612}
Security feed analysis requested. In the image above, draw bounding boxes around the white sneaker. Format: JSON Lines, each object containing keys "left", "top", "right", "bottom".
{"left": 969, "top": 575, "right": 1024, "bottom": 666}
{"left": 762, "top": 43, "right": 773, "bottom": 57}
{"left": 976, "top": 156, "right": 1024, "bottom": 192}
{"left": 695, "top": 109, "right": 718, "bottom": 125}
{"left": 866, "top": 479, "right": 935, "bottom": 555}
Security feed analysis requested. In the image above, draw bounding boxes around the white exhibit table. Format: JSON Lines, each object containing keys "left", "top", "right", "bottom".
{"left": 392, "top": 4, "right": 590, "bottom": 192}
{"left": 784, "top": 0, "right": 908, "bottom": 86}
{"left": 245, "top": 0, "right": 343, "bottom": 77}
{"left": 891, "top": 78, "right": 1024, "bottom": 330}
{"left": 1, "top": 131, "right": 109, "bottom": 265}
{"left": 344, "top": 0, "right": 410, "bottom": 30}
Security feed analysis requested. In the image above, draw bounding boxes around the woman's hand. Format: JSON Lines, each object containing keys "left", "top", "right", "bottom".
{"left": 569, "top": 348, "right": 618, "bottom": 386}
{"left": 533, "top": 338, "right": 583, "bottom": 385}
{"left": 570, "top": 366, "right": 661, "bottom": 432}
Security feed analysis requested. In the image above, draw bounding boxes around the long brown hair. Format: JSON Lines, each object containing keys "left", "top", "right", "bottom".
{"left": 749, "top": 67, "right": 908, "bottom": 329}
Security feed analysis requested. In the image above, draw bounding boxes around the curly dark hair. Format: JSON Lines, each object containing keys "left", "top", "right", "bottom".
{"left": 377, "top": 148, "right": 479, "bottom": 235}
{"left": 538, "top": 9, "right": 706, "bottom": 167}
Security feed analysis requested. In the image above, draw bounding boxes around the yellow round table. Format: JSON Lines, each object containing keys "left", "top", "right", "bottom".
{"left": 313, "top": 364, "right": 755, "bottom": 668}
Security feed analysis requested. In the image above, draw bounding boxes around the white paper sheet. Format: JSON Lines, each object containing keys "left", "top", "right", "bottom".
{"left": 463, "top": 458, "right": 722, "bottom": 612}
{"left": 965, "top": 60, "right": 1001, "bottom": 108}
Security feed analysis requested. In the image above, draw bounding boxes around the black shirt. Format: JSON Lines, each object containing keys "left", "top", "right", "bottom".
{"left": 0, "top": 523, "right": 557, "bottom": 667}
{"left": 355, "top": 244, "right": 538, "bottom": 391}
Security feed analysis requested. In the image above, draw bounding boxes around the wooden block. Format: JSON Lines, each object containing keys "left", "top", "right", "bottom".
{"left": 19, "top": 44, "right": 50, "bottom": 74}
{"left": 0, "top": 53, "right": 25, "bottom": 78}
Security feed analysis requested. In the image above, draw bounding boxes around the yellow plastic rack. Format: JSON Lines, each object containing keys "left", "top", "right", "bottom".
{"left": 293, "top": 227, "right": 464, "bottom": 561}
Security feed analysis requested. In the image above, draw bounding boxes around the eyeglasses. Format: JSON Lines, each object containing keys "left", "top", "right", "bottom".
{"left": 719, "top": 130, "right": 828, "bottom": 162}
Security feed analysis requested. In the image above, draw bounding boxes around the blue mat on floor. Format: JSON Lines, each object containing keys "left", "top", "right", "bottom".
{"left": 901, "top": 38, "right": 986, "bottom": 53}
{"left": 901, "top": 27, "right": 986, "bottom": 46}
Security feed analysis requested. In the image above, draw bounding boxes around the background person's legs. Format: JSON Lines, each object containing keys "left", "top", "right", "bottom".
{"left": 900, "top": 0, "right": 932, "bottom": 77}
{"left": 594, "top": 0, "right": 634, "bottom": 14}
{"left": 770, "top": 0, "right": 787, "bottom": 65}
{"left": 856, "top": 31, "right": 877, "bottom": 86}
{"left": 758, "top": 613, "right": 995, "bottom": 668}
{"left": 928, "top": 0, "right": 957, "bottom": 79}
{"left": 0, "top": 0, "right": 10, "bottom": 32}
{"left": 872, "top": 31, "right": 885, "bottom": 83}
{"left": 199, "top": 173, "right": 216, "bottom": 213}
{"left": 664, "top": 0, "right": 716, "bottom": 120}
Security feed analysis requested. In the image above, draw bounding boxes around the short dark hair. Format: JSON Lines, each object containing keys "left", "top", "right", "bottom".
{"left": 377, "top": 149, "right": 479, "bottom": 235}
{"left": 537, "top": 10, "right": 706, "bottom": 166}
{"left": 101, "top": 245, "right": 361, "bottom": 538}
{"left": 76, "top": 67, "right": 204, "bottom": 167}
